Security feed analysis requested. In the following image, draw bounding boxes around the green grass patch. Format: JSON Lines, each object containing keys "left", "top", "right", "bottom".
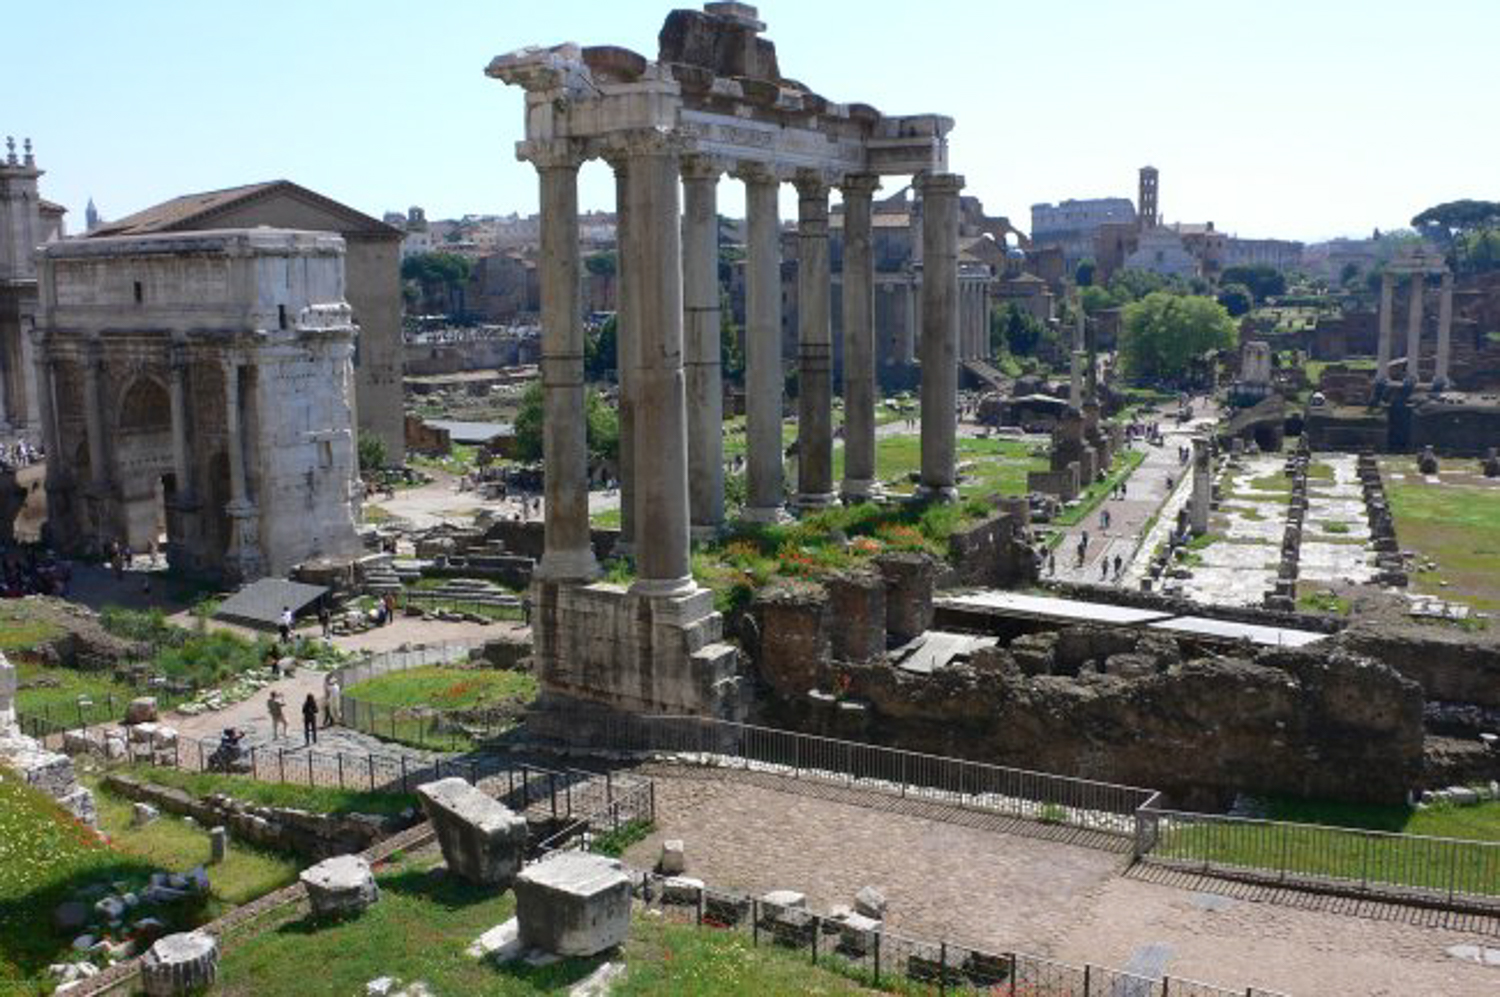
{"left": 345, "top": 666, "right": 537, "bottom": 712}
{"left": 1306, "top": 462, "right": 1335, "bottom": 481}
{"left": 1161, "top": 795, "right": 1500, "bottom": 897}
{"left": 1320, "top": 520, "right": 1351, "bottom": 534}
{"left": 13, "top": 661, "right": 145, "bottom": 723}
{"left": 590, "top": 505, "right": 622, "bottom": 529}
{"left": 0, "top": 601, "right": 63, "bottom": 654}
{"left": 1297, "top": 590, "right": 1351, "bottom": 616}
{"left": 590, "top": 819, "right": 654, "bottom": 858}
{"left": 1384, "top": 459, "right": 1500, "bottom": 612}
{"left": 90, "top": 777, "right": 298, "bottom": 907}
{"left": 0, "top": 769, "right": 161, "bottom": 987}
{"left": 113, "top": 764, "right": 417, "bottom": 817}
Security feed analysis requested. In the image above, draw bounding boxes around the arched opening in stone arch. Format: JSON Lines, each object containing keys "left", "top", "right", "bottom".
{"left": 115, "top": 375, "right": 175, "bottom": 553}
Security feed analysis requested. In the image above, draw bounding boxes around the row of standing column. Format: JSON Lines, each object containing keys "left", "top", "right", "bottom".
{"left": 1376, "top": 270, "right": 1454, "bottom": 388}
{"left": 957, "top": 279, "right": 992, "bottom": 361}
{"left": 530, "top": 142, "right": 963, "bottom": 594}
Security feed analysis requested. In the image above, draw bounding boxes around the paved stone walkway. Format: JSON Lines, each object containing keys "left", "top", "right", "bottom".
{"left": 1050, "top": 397, "right": 1219, "bottom": 586}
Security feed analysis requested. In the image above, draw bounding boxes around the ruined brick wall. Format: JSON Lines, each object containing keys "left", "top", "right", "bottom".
{"left": 947, "top": 513, "right": 1037, "bottom": 588}
{"left": 753, "top": 584, "right": 829, "bottom": 699}
{"left": 826, "top": 572, "right": 885, "bottom": 664}
{"left": 1338, "top": 626, "right": 1500, "bottom": 709}
{"left": 875, "top": 553, "right": 934, "bottom": 643}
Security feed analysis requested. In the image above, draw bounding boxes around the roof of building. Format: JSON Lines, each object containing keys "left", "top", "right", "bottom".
{"left": 89, "top": 180, "right": 400, "bottom": 240}
{"left": 38, "top": 199, "right": 66, "bottom": 215}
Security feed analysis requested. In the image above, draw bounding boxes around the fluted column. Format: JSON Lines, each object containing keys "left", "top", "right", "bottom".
{"left": 31, "top": 341, "right": 57, "bottom": 487}
{"left": 625, "top": 135, "right": 693, "bottom": 595}
{"left": 840, "top": 174, "right": 879, "bottom": 501}
{"left": 981, "top": 283, "right": 993, "bottom": 359}
{"left": 918, "top": 172, "right": 963, "bottom": 502}
{"left": 530, "top": 142, "right": 599, "bottom": 583}
{"left": 903, "top": 274, "right": 918, "bottom": 363}
{"left": 1405, "top": 272, "right": 1424, "bottom": 385}
{"left": 1376, "top": 271, "right": 1394, "bottom": 383}
{"left": 1435, "top": 270, "right": 1454, "bottom": 390}
{"left": 168, "top": 347, "right": 192, "bottom": 501}
{"left": 740, "top": 168, "right": 784, "bottom": 522}
{"left": 794, "top": 173, "right": 835, "bottom": 511}
{"left": 609, "top": 159, "right": 637, "bottom": 558}
{"left": 681, "top": 156, "right": 724, "bottom": 537}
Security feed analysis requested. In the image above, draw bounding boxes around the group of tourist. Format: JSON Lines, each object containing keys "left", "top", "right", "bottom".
{"left": 0, "top": 439, "right": 42, "bottom": 471}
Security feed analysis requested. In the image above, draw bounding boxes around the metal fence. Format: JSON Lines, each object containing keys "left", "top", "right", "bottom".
{"left": 399, "top": 589, "right": 523, "bottom": 622}
{"left": 333, "top": 640, "right": 517, "bottom": 751}
{"left": 1137, "top": 803, "right": 1500, "bottom": 909}
{"left": 333, "top": 640, "right": 477, "bottom": 689}
{"left": 15, "top": 688, "right": 191, "bottom": 740}
{"left": 557, "top": 711, "right": 1157, "bottom": 837}
{"left": 628, "top": 871, "right": 1287, "bottom": 997}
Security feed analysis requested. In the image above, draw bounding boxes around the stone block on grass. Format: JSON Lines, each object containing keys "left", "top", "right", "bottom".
{"left": 417, "top": 777, "right": 527, "bottom": 887}
{"left": 141, "top": 931, "right": 218, "bottom": 996}
{"left": 300, "top": 855, "right": 379, "bottom": 918}
{"left": 514, "top": 852, "right": 631, "bottom": 957}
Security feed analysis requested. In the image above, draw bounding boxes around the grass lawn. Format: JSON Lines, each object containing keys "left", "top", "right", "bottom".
{"left": 12, "top": 661, "right": 145, "bottom": 727}
{"left": 89, "top": 777, "right": 299, "bottom": 908}
{"left": 1383, "top": 458, "right": 1500, "bottom": 613}
{"left": 0, "top": 770, "right": 161, "bottom": 988}
{"left": 345, "top": 666, "right": 538, "bottom": 712}
{"left": 113, "top": 764, "right": 416, "bottom": 818}
{"left": 1160, "top": 796, "right": 1500, "bottom": 898}
{"left": 0, "top": 601, "right": 63, "bottom": 654}
{"left": 591, "top": 505, "right": 622, "bottom": 529}
{"left": 217, "top": 850, "right": 884, "bottom": 996}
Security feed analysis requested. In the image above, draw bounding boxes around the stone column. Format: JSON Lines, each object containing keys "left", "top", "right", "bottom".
{"left": 839, "top": 174, "right": 879, "bottom": 502}
{"left": 1376, "top": 271, "right": 1394, "bottom": 383}
{"left": 82, "top": 344, "right": 107, "bottom": 490}
{"left": 531, "top": 144, "right": 599, "bottom": 583}
{"left": 1435, "top": 270, "right": 1454, "bottom": 390}
{"left": 1190, "top": 436, "right": 1211, "bottom": 536}
{"left": 609, "top": 160, "right": 636, "bottom": 558}
{"left": 980, "top": 282, "right": 992, "bottom": 360}
{"left": 31, "top": 340, "right": 57, "bottom": 487}
{"left": 222, "top": 359, "right": 247, "bottom": 506}
{"left": 1405, "top": 273, "right": 1424, "bottom": 385}
{"left": 740, "top": 168, "right": 784, "bottom": 522}
{"left": 903, "top": 273, "right": 918, "bottom": 363}
{"left": 794, "top": 173, "right": 835, "bottom": 511}
{"left": 917, "top": 173, "right": 963, "bottom": 502}
{"left": 625, "top": 136, "right": 693, "bottom": 596}
{"left": 681, "top": 156, "right": 724, "bottom": 538}
{"left": 168, "top": 347, "right": 192, "bottom": 501}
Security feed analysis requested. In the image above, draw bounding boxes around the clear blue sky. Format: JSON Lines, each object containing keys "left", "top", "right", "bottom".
{"left": 6, "top": 0, "right": 1494, "bottom": 242}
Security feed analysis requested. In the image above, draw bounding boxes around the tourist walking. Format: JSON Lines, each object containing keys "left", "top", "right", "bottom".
{"left": 322, "top": 676, "right": 340, "bottom": 728}
{"left": 1114, "top": 554, "right": 1123, "bottom": 578}
{"left": 267, "top": 691, "right": 288, "bottom": 740}
{"left": 302, "top": 694, "right": 319, "bottom": 746}
{"left": 278, "top": 606, "right": 293, "bottom": 643}
{"left": 318, "top": 604, "right": 332, "bottom": 639}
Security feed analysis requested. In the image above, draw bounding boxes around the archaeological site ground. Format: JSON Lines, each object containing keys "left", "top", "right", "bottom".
{"left": 3, "top": 3, "right": 1500, "bottom": 996}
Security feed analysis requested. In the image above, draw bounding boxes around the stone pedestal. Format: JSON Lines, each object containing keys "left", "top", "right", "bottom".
{"left": 417, "top": 776, "right": 528, "bottom": 887}
{"left": 917, "top": 173, "right": 963, "bottom": 502}
{"left": 514, "top": 852, "right": 632, "bottom": 957}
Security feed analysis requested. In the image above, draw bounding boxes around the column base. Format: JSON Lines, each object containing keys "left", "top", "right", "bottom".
{"left": 839, "top": 478, "right": 877, "bottom": 504}
{"left": 535, "top": 548, "right": 602, "bottom": 585}
{"left": 739, "top": 504, "right": 790, "bottom": 525}
{"left": 794, "top": 491, "right": 839, "bottom": 514}
{"left": 628, "top": 573, "right": 699, "bottom": 600}
{"left": 913, "top": 483, "right": 959, "bottom": 504}
{"left": 690, "top": 523, "right": 724, "bottom": 545}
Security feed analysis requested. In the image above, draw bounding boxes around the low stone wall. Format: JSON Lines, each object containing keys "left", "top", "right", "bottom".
{"left": 483, "top": 520, "right": 619, "bottom": 563}
{"left": 752, "top": 623, "right": 1424, "bottom": 807}
{"left": 102, "top": 773, "right": 411, "bottom": 860}
{"left": 947, "top": 513, "right": 1037, "bottom": 588}
{"left": 1339, "top": 626, "right": 1500, "bottom": 709}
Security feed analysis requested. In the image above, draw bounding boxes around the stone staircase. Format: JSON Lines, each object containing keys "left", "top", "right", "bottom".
{"left": 358, "top": 555, "right": 404, "bottom": 598}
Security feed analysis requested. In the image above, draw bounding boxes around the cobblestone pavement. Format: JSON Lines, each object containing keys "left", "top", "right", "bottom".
{"left": 625, "top": 770, "right": 1500, "bottom": 997}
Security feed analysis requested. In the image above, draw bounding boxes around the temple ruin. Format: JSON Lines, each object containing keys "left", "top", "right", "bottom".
{"left": 490, "top": 3, "right": 969, "bottom": 728}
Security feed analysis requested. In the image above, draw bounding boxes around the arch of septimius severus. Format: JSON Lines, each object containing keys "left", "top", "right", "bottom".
{"left": 492, "top": 2, "right": 971, "bottom": 728}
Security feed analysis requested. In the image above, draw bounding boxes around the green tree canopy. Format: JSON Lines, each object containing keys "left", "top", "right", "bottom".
{"left": 513, "top": 381, "right": 619, "bottom": 465}
{"left": 1216, "top": 282, "right": 1253, "bottom": 317}
{"left": 1118, "top": 293, "right": 1236, "bottom": 384}
{"left": 1411, "top": 200, "right": 1500, "bottom": 243}
{"left": 584, "top": 315, "right": 618, "bottom": 381}
{"left": 1080, "top": 284, "right": 1119, "bottom": 314}
{"left": 999, "top": 301, "right": 1047, "bottom": 356}
{"left": 1075, "top": 259, "right": 1096, "bottom": 287}
{"left": 1455, "top": 227, "right": 1500, "bottom": 275}
{"left": 1219, "top": 264, "right": 1286, "bottom": 302}
{"left": 400, "top": 252, "right": 474, "bottom": 314}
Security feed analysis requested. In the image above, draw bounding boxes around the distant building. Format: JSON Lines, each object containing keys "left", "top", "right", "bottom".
{"left": 1030, "top": 197, "right": 1137, "bottom": 269}
{"left": 1124, "top": 226, "right": 1198, "bottom": 278}
{"left": 0, "top": 137, "right": 67, "bottom": 437}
